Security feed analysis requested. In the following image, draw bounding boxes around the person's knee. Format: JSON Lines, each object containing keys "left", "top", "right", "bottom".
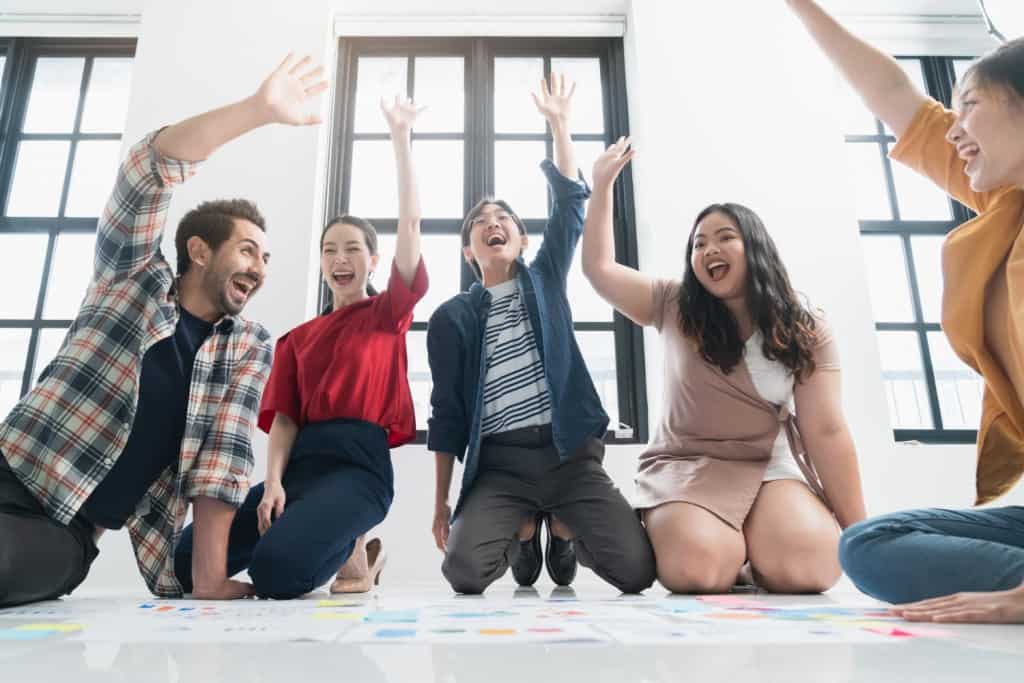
{"left": 248, "top": 544, "right": 313, "bottom": 600}
{"left": 654, "top": 541, "right": 739, "bottom": 594}
{"left": 441, "top": 548, "right": 494, "bottom": 595}
{"left": 755, "top": 555, "right": 840, "bottom": 594}
{"left": 837, "top": 517, "right": 889, "bottom": 586}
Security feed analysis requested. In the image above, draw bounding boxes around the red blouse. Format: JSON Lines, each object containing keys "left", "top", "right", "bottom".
{"left": 258, "top": 258, "right": 428, "bottom": 447}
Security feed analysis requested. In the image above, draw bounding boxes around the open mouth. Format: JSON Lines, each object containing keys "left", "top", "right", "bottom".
{"left": 331, "top": 270, "right": 355, "bottom": 286}
{"left": 707, "top": 260, "right": 730, "bottom": 283}
{"left": 959, "top": 143, "right": 980, "bottom": 171}
{"left": 485, "top": 232, "right": 508, "bottom": 248}
{"left": 231, "top": 277, "right": 256, "bottom": 301}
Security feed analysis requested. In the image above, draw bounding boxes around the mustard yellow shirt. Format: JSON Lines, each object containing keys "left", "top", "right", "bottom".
{"left": 890, "top": 99, "right": 1024, "bottom": 503}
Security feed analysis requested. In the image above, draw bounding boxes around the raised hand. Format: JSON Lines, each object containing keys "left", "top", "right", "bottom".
{"left": 592, "top": 136, "right": 635, "bottom": 189}
{"left": 532, "top": 72, "right": 576, "bottom": 126}
{"left": 381, "top": 95, "right": 427, "bottom": 135}
{"left": 253, "top": 53, "right": 329, "bottom": 126}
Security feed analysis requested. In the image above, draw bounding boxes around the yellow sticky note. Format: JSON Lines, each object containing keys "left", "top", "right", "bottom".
{"left": 317, "top": 600, "right": 361, "bottom": 608}
{"left": 15, "top": 623, "right": 83, "bottom": 632}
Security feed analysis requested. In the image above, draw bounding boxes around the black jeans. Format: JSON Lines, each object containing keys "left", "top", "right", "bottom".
{"left": 0, "top": 454, "right": 98, "bottom": 607}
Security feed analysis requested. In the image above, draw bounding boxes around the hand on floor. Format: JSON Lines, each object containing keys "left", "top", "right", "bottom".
{"left": 191, "top": 579, "right": 255, "bottom": 601}
{"left": 892, "top": 584, "right": 1024, "bottom": 623}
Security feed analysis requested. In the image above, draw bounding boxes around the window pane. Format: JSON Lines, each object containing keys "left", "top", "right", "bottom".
{"left": 927, "top": 331, "right": 982, "bottom": 430}
{"left": 349, "top": 141, "right": 397, "bottom": 218}
{"left": 44, "top": 233, "right": 96, "bottom": 319}
{"left": 355, "top": 57, "right": 408, "bottom": 134}
{"left": 495, "top": 58, "right": 545, "bottom": 134}
{"left": 495, "top": 141, "right": 548, "bottom": 219}
{"left": 576, "top": 330, "right": 618, "bottom": 429}
{"left": 550, "top": 58, "right": 604, "bottom": 134}
{"left": 415, "top": 140, "right": 463, "bottom": 218}
{"left": 909, "top": 235, "right": 944, "bottom": 323}
{"left": 0, "top": 329, "right": 31, "bottom": 419}
{"left": 574, "top": 139, "right": 607, "bottom": 188}
{"left": 953, "top": 59, "right": 973, "bottom": 84}
{"left": 530, "top": 235, "right": 613, "bottom": 322}
{"left": 375, "top": 233, "right": 462, "bottom": 322}
{"left": 860, "top": 235, "right": 915, "bottom": 322}
{"left": 80, "top": 58, "right": 133, "bottom": 133}
{"left": 844, "top": 142, "right": 891, "bottom": 220}
{"left": 64, "top": 140, "right": 121, "bottom": 217}
{"left": 891, "top": 163, "right": 952, "bottom": 220}
{"left": 406, "top": 330, "right": 431, "bottom": 431}
{"left": 0, "top": 234, "right": 49, "bottom": 318}
{"left": 32, "top": 327, "right": 69, "bottom": 387}
{"left": 838, "top": 77, "right": 879, "bottom": 135}
{"left": 22, "top": 58, "right": 84, "bottom": 133}
{"left": 413, "top": 57, "right": 463, "bottom": 133}
{"left": 876, "top": 331, "right": 932, "bottom": 429}
{"left": 6, "top": 141, "right": 71, "bottom": 217}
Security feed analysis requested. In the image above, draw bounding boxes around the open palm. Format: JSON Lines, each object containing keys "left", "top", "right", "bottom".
{"left": 381, "top": 95, "right": 427, "bottom": 134}
{"left": 255, "top": 53, "right": 329, "bottom": 126}
{"left": 532, "top": 72, "right": 575, "bottom": 124}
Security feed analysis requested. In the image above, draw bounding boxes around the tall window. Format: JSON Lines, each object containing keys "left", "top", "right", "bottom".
{"left": 0, "top": 38, "right": 136, "bottom": 418}
{"left": 842, "top": 56, "right": 982, "bottom": 443}
{"left": 328, "top": 37, "right": 646, "bottom": 443}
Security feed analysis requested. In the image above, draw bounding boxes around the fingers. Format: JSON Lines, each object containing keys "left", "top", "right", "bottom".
{"left": 288, "top": 55, "right": 312, "bottom": 76}
{"left": 567, "top": 80, "right": 577, "bottom": 100}
{"left": 540, "top": 77, "right": 551, "bottom": 99}
{"left": 304, "top": 80, "right": 329, "bottom": 98}
{"left": 300, "top": 65, "right": 324, "bottom": 84}
{"left": 275, "top": 52, "right": 295, "bottom": 74}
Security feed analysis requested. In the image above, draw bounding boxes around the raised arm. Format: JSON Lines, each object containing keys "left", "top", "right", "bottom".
{"left": 581, "top": 138, "right": 657, "bottom": 326}
{"left": 381, "top": 96, "right": 426, "bottom": 286}
{"left": 155, "top": 53, "right": 328, "bottom": 161}
{"left": 533, "top": 73, "right": 577, "bottom": 179}
{"left": 786, "top": 0, "right": 927, "bottom": 137}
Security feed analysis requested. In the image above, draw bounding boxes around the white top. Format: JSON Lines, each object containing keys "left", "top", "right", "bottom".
{"left": 743, "top": 331, "right": 806, "bottom": 483}
{"left": 480, "top": 279, "right": 552, "bottom": 436}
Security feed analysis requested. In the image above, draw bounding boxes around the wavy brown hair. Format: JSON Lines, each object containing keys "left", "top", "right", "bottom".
{"left": 678, "top": 203, "right": 819, "bottom": 382}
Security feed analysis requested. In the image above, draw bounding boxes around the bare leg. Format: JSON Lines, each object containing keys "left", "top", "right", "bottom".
{"left": 644, "top": 502, "right": 745, "bottom": 593}
{"left": 744, "top": 480, "right": 841, "bottom": 593}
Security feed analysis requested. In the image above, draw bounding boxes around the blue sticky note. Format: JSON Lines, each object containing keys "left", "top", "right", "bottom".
{"left": 375, "top": 628, "right": 417, "bottom": 638}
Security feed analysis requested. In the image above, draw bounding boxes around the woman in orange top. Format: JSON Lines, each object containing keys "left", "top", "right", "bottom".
{"left": 789, "top": 0, "right": 1024, "bottom": 623}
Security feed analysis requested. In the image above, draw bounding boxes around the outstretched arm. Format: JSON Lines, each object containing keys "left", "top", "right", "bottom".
{"left": 786, "top": 0, "right": 927, "bottom": 137}
{"left": 581, "top": 137, "right": 657, "bottom": 326}
{"left": 155, "top": 53, "right": 327, "bottom": 161}
{"left": 381, "top": 96, "right": 426, "bottom": 286}
{"left": 533, "top": 73, "right": 577, "bottom": 179}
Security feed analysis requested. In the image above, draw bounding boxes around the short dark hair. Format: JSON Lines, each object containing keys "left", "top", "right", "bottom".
{"left": 320, "top": 215, "right": 380, "bottom": 300}
{"left": 460, "top": 198, "right": 526, "bottom": 280}
{"left": 963, "top": 37, "right": 1024, "bottom": 102}
{"left": 175, "top": 199, "right": 266, "bottom": 275}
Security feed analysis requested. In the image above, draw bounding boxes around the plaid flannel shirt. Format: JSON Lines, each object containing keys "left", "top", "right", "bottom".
{"left": 0, "top": 131, "right": 272, "bottom": 597}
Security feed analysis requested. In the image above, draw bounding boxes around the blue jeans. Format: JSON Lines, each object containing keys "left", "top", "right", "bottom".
{"left": 839, "top": 506, "right": 1024, "bottom": 604}
{"left": 174, "top": 419, "right": 392, "bottom": 599}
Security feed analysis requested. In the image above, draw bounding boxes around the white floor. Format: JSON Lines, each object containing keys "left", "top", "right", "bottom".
{"left": 1, "top": 581, "right": 1022, "bottom": 683}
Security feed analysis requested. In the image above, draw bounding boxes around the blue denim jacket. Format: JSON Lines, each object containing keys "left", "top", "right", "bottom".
{"left": 426, "top": 160, "right": 609, "bottom": 511}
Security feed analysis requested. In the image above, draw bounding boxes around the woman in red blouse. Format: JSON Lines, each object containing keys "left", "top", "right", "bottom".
{"left": 174, "top": 97, "right": 428, "bottom": 598}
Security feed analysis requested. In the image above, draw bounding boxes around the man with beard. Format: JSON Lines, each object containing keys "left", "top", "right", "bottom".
{"left": 0, "top": 53, "right": 326, "bottom": 605}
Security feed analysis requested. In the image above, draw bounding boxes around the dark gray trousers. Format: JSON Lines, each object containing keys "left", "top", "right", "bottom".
{"left": 442, "top": 426, "right": 656, "bottom": 594}
{"left": 0, "top": 455, "right": 98, "bottom": 608}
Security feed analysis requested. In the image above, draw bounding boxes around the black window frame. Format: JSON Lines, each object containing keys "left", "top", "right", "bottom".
{"left": 0, "top": 37, "right": 137, "bottom": 397}
{"left": 326, "top": 36, "right": 647, "bottom": 445}
{"left": 849, "top": 55, "right": 977, "bottom": 444}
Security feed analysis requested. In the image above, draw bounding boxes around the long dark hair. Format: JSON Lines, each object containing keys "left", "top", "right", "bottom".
{"left": 963, "top": 37, "right": 1024, "bottom": 101}
{"left": 320, "top": 215, "right": 379, "bottom": 313}
{"left": 678, "top": 203, "right": 819, "bottom": 382}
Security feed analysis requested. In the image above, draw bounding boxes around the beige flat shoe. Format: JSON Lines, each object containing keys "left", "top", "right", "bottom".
{"left": 330, "top": 538, "right": 387, "bottom": 594}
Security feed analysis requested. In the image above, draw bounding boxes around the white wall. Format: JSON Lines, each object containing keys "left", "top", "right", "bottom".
{"left": 3, "top": 0, "right": 1021, "bottom": 594}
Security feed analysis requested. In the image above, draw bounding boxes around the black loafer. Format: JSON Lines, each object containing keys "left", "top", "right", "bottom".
{"left": 544, "top": 514, "right": 577, "bottom": 586}
{"left": 511, "top": 514, "right": 543, "bottom": 587}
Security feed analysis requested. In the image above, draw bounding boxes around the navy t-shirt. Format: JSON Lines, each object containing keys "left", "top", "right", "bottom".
{"left": 81, "top": 307, "right": 213, "bottom": 529}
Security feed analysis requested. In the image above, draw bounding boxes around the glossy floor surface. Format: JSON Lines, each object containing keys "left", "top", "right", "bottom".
{"left": 1, "top": 583, "right": 1021, "bottom": 682}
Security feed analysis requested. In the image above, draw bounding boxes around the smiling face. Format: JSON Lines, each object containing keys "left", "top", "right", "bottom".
{"left": 689, "top": 211, "right": 748, "bottom": 302}
{"left": 320, "top": 221, "right": 379, "bottom": 303}
{"left": 947, "top": 76, "right": 1024, "bottom": 192}
{"left": 200, "top": 218, "right": 269, "bottom": 317}
{"left": 462, "top": 202, "right": 527, "bottom": 281}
